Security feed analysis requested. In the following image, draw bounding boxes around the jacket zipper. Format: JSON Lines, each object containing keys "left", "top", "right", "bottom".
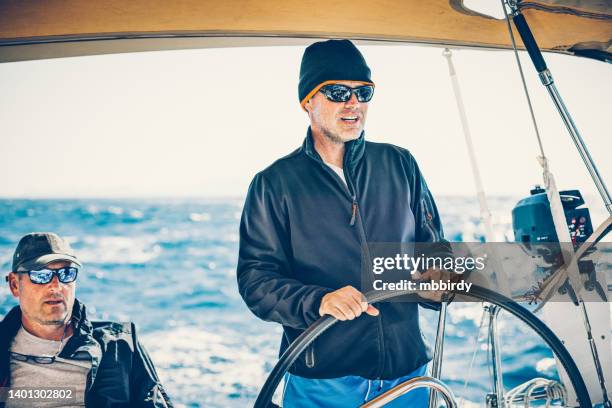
{"left": 350, "top": 199, "right": 358, "bottom": 226}
{"left": 342, "top": 163, "right": 386, "bottom": 379}
{"left": 421, "top": 197, "right": 440, "bottom": 242}
{"left": 307, "top": 149, "right": 386, "bottom": 378}
{"left": 66, "top": 337, "right": 98, "bottom": 401}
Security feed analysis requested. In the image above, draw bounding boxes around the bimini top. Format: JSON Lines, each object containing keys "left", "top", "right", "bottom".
{"left": 0, "top": 0, "right": 610, "bottom": 63}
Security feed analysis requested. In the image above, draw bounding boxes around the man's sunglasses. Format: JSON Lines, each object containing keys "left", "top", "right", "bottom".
{"left": 11, "top": 351, "right": 56, "bottom": 364}
{"left": 13, "top": 267, "right": 79, "bottom": 285}
{"left": 319, "top": 84, "right": 374, "bottom": 103}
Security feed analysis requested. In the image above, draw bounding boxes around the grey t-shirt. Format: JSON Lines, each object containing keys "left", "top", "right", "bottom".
{"left": 324, "top": 162, "right": 347, "bottom": 186}
{"left": 7, "top": 326, "right": 91, "bottom": 408}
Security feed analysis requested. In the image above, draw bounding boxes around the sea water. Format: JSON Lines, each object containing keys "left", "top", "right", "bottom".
{"left": 0, "top": 197, "right": 570, "bottom": 407}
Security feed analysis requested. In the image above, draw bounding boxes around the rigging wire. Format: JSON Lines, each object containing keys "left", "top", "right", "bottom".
{"left": 500, "top": 0, "right": 546, "bottom": 159}
{"left": 458, "top": 304, "right": 488, "bottom": 408}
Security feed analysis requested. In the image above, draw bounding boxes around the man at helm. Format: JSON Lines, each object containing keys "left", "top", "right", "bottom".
{"left": 238, "top": 39, "right": 454, "bottom": 407}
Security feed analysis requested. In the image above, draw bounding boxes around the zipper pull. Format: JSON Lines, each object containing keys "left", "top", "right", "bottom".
{"left": 350, "top": 199, "right": 357, "bottom": 226}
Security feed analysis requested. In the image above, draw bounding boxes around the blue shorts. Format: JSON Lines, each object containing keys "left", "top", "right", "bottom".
{"left": 282, "top": 364, "right": 429, "bottom": 408}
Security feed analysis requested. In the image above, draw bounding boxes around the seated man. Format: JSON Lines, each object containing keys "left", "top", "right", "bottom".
{"left": 0, "top": 232, "right": 173, "bottom": 407}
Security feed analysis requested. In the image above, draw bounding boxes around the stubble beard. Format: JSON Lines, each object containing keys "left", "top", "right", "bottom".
{"left": 34, "top": 305, "right": 68, "bottom": 326}
{"left": 321, "top": 123, "right": 361, "bottom": 145}
{"left": 310, "top": 106, "right": 363, "bottom": 144}
{"left": 322, "top": 127, "right": 345, "bottom": 144}
{"left": 37, "top": 317, "right": 68, "bottom": 326}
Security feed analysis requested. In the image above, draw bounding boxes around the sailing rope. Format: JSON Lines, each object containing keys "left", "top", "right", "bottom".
{"left": 504, "top": 377, "right": 567, "bottom": 407}
{"left": 442, "top": 48, "right": 495, "bottom": 242}
{"left": 442, "top": 48, "right": 511, "bottom": 295}
{"left": 538, "top": 156, "right": 583, "bottom": 291}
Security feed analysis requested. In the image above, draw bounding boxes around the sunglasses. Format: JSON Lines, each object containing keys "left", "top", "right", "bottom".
{"left": 10, "top": 351, "right": 56, "bottom": 364}
{"left": 14, "top": 267, "right": 79, "bottom": 285}
{"left": 319, "top": 84, "right": 374, "bottom": 103}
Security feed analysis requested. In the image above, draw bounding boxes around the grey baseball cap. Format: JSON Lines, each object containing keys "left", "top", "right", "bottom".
{"left": 12, "top": 232, "right": 81, "bottom": 272}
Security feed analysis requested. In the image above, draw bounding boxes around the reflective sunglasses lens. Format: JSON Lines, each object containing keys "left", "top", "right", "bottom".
{"left": 10, "top": 353, "right": 27, "bottom": 362}
{"left": 34, "top": 356, "right": 55, "bottom": 364}
{"left": 58, "top": 267, "right": 78, "bottom": 283}
{"left": 355, "top": 86, "right": 374, "bottom": 102}
{"left": 325, "top": 85, "right": 351, "bottom": 102}
{"left": 29, "top": 270, "right": 53, "bottom": 284}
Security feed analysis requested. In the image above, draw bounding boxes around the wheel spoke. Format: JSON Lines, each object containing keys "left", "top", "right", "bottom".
{"left": 458, "top": 303, "right": 488, "bottom": 408}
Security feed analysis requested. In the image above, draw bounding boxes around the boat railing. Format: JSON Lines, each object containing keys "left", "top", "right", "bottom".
{"left": 359, "top": 376, "right": 457, "bottom": 408}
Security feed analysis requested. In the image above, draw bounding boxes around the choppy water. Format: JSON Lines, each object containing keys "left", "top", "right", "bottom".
{"left": 0, "top": 197, "right": 584, "bottom": 407}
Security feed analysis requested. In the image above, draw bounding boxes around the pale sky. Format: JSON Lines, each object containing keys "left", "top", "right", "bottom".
{"left": 0, "top": 43, "right": 610, "bottom": 205}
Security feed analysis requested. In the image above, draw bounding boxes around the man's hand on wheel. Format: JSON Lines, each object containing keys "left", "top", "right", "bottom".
{"left": 319, "top": 286, "right": 379, "bottom": 321}
{"left": 412, "top": 268, "right": 461, "bottom": 301}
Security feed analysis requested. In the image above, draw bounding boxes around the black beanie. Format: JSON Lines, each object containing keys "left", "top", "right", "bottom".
{"left": 298, "top": 39, "right": 373, "bottom": 107}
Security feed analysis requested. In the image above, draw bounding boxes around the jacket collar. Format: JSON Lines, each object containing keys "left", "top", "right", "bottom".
{"left": 0, "top": 304, "right": 21, "bottom": 387}
{"left": 69, "top": 298, "right": 93, "bottom": 337}
{"left": 302, "top": 127, "right": 366, "bottom": 169}
{"left": 56, "top": 299, "right": 97, "bottom": 359}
